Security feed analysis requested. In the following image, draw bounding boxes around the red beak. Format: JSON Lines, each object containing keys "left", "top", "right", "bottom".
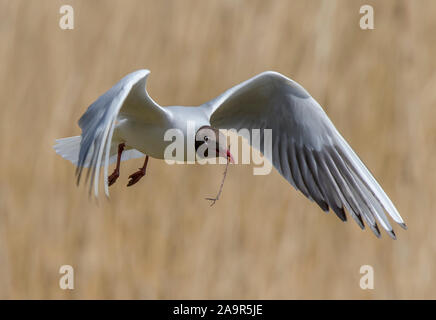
{"left": 218, "top": 148, "right": 235, "bottom": 164}
{"left": 226, "top": 149, "right": 235, "bottom": 164}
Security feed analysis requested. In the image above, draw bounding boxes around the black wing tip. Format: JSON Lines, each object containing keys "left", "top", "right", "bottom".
{"left": 356, "top": 214, "right": 365, "bottom": 229}
{"left": 351, "top": 215, "right": 365, "bottom": 230}
{"left": 370, "top": 223, "right": 381, "bottom": 238}
{"left": 333, "top": 207, "right": 347, "bottom": 222}
{"left": 370, "top": 226, "right": 397, "bottom": 240}
{"left": 75, "top": 167, "right": 82, "bottom": 186}
{"left": 387, "top": 229, "right": 397, "bottom": 240}
{"left": 400, "top": 223, "right": 408, "bottom": 230}
{"left": 317, "top": 201, "right": 329, "bottom": 212}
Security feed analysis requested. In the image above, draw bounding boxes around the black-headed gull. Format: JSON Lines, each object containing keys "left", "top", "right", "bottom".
{"left": 54, "top": 69, "right": 406, "bottom": 238}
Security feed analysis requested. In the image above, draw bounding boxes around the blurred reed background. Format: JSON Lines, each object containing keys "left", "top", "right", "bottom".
{"left": 0, "top": 0, "right": 435, "bottom": 299}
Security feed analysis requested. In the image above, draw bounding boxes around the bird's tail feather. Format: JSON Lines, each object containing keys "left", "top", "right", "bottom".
{"left": 54, "top": 136, "right": 82, "bottom": 166}
{"left": 54, "top": 136, "right": 144, "bottom": 168}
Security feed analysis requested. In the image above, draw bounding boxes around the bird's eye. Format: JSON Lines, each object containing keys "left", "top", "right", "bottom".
{"left": 204, "top": 136, "right": 209, "bottom": 142}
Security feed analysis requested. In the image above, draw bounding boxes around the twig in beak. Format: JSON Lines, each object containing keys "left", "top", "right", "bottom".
{"left": 205, "top": 155, "right": 230, "bottom": 207}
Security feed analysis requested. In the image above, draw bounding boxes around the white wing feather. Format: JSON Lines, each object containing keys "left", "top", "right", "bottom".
{"left": 203, "top": 71, "right": 405, "bottom": 238}
{"left": 76, "top": 69, "right": 169, "bottom": 197}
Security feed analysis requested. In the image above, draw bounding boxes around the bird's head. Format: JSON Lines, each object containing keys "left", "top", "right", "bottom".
{"left": 195, "top": 126, "right": 234, "bottom": 163}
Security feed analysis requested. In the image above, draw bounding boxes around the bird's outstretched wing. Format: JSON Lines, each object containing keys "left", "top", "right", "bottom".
{"left": 203, "top": 71, "right": 406, "bottom": 238}
{"left": 77, "top": 69, "right": 169, "bottom": 197}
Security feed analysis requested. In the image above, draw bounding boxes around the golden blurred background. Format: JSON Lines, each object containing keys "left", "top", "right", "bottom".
{"left": 0, "top": 0, "right": 435, "bottom": 299}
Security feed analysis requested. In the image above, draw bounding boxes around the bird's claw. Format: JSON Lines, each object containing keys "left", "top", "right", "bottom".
{"left": 108, "top": 170, "right": 120, "bottom": 187}
{"left": 127, "top": 168, "right": 145, "bottom": 187}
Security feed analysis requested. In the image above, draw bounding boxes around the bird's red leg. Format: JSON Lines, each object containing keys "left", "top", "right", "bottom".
{"left": 108, "top": 143, "right": 125, "bottom": 186}
{"left": 127, "top": 156, "right": 149, "bottom": 187}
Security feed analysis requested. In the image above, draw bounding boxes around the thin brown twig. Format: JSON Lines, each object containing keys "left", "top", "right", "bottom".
{"left": 205, "top": 159, "right": 230, "bottom": 207}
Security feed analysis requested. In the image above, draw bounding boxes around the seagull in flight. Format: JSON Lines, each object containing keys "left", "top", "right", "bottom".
{"left": 54, "top": 69, "right": 406, "bottom": 238}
